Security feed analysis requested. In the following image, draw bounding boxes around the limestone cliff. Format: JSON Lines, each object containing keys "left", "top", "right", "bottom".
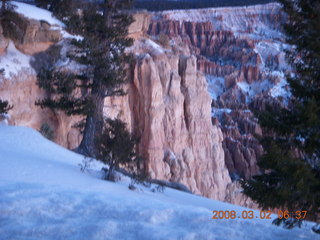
{"left": 105, "top": 39, "right": 231, "bottom": 200}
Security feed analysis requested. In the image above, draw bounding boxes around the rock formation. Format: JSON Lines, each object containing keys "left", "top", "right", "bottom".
{"left": 105, "top": 39, "right": 231, "bottom": 200}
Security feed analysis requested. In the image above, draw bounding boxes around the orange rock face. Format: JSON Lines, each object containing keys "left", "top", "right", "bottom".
{"left": 105, "top": 39, "right": 231, "bottom": 200}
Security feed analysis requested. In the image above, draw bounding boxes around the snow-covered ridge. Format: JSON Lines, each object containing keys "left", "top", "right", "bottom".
{"left": 159, "top": 2, "right": 283, "bottom": 39}
{"left": 161, "top": 2, "right": 281, "bottom": 23}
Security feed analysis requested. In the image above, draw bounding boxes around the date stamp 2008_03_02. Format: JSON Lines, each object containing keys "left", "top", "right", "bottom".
{"left": 211, "top": 210, "right": 308, "bottom": 220}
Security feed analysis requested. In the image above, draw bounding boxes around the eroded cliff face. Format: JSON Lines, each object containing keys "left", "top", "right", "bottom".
{"left": 148, "top": 3, "right": 289, "bottom": 182}
{"left": 105, "top": 39, "right": 231, "bottom": 200}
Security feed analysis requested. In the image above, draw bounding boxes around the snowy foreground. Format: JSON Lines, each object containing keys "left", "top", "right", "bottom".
{"left": 0, "top": 125, "right": 317, "bottom": 240}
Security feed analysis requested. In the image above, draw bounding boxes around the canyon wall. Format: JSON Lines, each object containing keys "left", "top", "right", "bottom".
{"left": 0, "top": 2, "right": 289, "bottom": 205}
{"left": 147, "top": 2, "right": 289, "bottom": 181}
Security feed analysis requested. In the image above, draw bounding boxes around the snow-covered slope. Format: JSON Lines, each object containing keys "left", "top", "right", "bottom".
{"left": 0, "top": 125, "right": 317, "bottom": 239}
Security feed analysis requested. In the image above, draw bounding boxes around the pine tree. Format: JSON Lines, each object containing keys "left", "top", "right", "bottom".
{"left": 241, "top": 0, "right": 320, "bottom": 233}
{"left": 0, "top": 99, "right": 13, "bottom": 114}
{"left": 96, "top": 118, "right": 143, "bottom": 181}
{"left": 36, "top": 0, "right": 134, "bottom": 157}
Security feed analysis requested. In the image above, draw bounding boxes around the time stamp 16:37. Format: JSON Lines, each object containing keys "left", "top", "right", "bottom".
{"left": 212, "top": 210, "right": 308, "bottom": 220}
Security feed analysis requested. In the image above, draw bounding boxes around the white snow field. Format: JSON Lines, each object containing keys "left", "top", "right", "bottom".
{"left": 0, "top": 125, "right": 318, "bottom": 240}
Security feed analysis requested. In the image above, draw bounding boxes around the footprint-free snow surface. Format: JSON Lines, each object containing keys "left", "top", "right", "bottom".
{"left": 0, "top": 126, "right": 317, "bottom": 240}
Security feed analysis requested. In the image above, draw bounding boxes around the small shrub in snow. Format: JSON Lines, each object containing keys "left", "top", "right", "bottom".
{"left": 151, "top": 184, "right": 165, "bottom": 193}
{"left": 313, "top": 224, "right": 320, "bottom": 234}
{"left": 78, "top": 157, "right": 92, "bottom": 173}
{"left": 101, "top": 167, "right": 121, "bottom": 182}
{"left": 128, "top": 182, "right": 137, "bottom": 191}
{"left": 96, "top": 118, "right": 146, "bottom": 182}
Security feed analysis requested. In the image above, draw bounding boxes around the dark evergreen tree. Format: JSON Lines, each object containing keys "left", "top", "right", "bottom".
{"left": 96, "top": 118, "right": 142, "bottom": 181}
{"left": 0, "top": 99, "right": 13, "bottom": 114}
{"left": 36, "top": 0, "right": 134, "bottom": 157}
{"left": 241, "top": 0, "right": 320, "bottom": 233}
{"left": 1, "top": 0, "right": 28, "bottom": 43}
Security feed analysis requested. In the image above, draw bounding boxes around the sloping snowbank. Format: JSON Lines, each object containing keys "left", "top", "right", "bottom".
{"left": 0, "top": 125, "right": 317, "bottom": 240}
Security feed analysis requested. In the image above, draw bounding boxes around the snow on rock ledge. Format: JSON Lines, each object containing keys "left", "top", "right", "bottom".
{"left": 161, "top": 3, "right": 284, "bottom": 40}
{"left": 0, "top": 41, "right": 34, "bottom": 79}
{"left": 13, "top": 1, "right": 64, "bottom": 26}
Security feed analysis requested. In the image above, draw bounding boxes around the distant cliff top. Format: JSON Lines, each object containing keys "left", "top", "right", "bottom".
{"left": 134, "top": 0, "right": 277, "bottom": 11}
{"left": 152, "top": 2, "right": 284, "bottom": 41}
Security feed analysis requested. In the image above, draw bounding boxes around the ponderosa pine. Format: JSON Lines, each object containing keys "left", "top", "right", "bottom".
{"left": 36, "top": 0, "right": 134, "bottom": 157}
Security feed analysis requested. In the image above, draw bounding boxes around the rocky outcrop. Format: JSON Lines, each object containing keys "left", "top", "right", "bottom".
{"left": 1, "top": 14, "right": 62, "bottom": 55}
{"left": 105, "top": 39, "right": 231, "bottom": 200}
{"left": 128, "top": 12, "right": 151, "bottom": 39}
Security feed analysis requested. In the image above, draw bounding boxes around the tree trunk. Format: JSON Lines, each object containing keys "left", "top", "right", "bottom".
{"left": 77, "top": 0, "right": 118, "bottom": 157}
{"left": 106, "top": 162, "right": 115, "bottom": 181}
{"left": 78, "top": 85, "right": 105, "bottom": 157}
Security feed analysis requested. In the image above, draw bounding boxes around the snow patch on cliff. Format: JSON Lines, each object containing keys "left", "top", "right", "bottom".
{"left": 0, "top": 41, "right": 34, "bottom": 79}
{"left": 237, "top": 78, "right": 290, "bottom": 99}
{"left": 128, "top": 38, "right": 165, "bottom": 56}
{"left": 207, "top": 75, "right": 225, "bottom": 100}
